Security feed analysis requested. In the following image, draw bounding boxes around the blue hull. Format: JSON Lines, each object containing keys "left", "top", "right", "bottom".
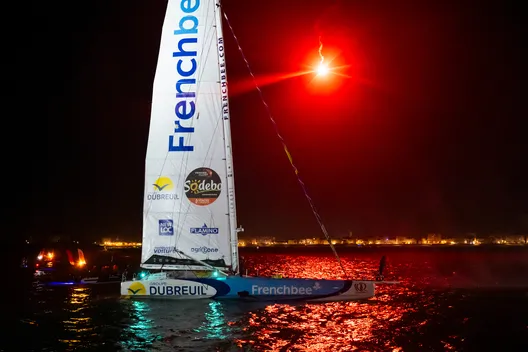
{"left": 189, "top": 276, "right": 373, "bottom": 301}
{"left": 120, "top": 275, "right": 377, "bottom": 301}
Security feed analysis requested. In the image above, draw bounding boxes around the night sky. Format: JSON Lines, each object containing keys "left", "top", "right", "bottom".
{"left": 17, "top": 0, "right": 525, "bottom": 242}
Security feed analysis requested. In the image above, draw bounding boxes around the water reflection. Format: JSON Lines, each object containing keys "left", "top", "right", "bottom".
{"left": 17, "top": 248, "right": 528, "bottom": 351}
{"left": 116, "top": 298, "right": 248, "bottom": 351}
{"left": 61, "top": 287, "right": 93, "bottom": 348}
{"left": 247, "top": 254, "right": 384, "bottom": 280}
{"left": 231, "top": 253, "right": 456, "bottom": 351}
{"left": 235, "top": 299, "right": 409, "bottom": 351}
{"left": 195, "top": 301, "right": 232, "bottom": 339}
{"left": 120, "top": 300, "right": 159, "bottom": 350}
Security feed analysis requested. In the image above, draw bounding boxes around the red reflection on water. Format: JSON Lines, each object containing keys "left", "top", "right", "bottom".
{"left": 246, "top": 254, "right": 383, "bottom": 280}
{"left": 231, "top": 247, "right": 528, "bottom": 351}
{"left": 232, "top": 253, "right": 413, "bottom": 351}
{"left": 235, "top": 297, "right": 411, "bottom": 351}
{"left": 233, "top": 248, "right": 528, "bottom": 351}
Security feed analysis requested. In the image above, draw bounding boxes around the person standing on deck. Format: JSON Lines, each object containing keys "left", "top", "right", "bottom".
{"left": 376, "top": 255, "right": 386, "bottom": 281}
{"left": 238, "top": 256, "right": 245, "bottom": 276}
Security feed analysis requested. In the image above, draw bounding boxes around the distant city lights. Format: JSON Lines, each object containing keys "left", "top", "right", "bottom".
{"left": 101, "top": 241, "right": 142, "bottom": 248}
{"left": 237, "top": 234, "right": 526, "bottom": 247}
{"left": 97, "top": 235, "right": 525, "bottom": 248}
{"left": 24, "top": 233, "right": 526, "bottom": 249}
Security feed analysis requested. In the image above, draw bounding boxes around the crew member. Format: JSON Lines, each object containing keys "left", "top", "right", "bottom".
{"left": 239, "top": 256, "right": 245, "bottom": 276}
{"left": 376, "top": 255, "right": 386, "bottom": 281}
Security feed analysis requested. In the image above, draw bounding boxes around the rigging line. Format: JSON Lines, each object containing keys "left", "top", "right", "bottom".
{"left": 222, "top": 10, "right": 348, "bottom": 279}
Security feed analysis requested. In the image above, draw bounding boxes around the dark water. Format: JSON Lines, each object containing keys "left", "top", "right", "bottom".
{"left": 14, "top": 246, "right": 528, "bottom": 351}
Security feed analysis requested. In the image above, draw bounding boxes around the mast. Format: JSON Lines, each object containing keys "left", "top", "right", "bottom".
{"left": 214, "top": 1, "right": 242, "bottom": 274}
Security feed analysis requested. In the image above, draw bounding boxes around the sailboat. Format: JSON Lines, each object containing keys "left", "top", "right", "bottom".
{"left": 121, "top": 0, "right": 397, "bottom": 301}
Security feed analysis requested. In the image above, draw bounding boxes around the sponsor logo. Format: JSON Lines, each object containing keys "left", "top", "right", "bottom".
{"left": 159, "top": 219, "right": 174, "bottom": 236}
{"left": 190, "top": 223, "right": 219, "bottom": 235}
{"left": 127, "top": 282, "right": 146, "bottom": 295}
{"left": 168, "top": 0, "right": 201, "bottom": 153}
{"left": 184, "top": 167, "right": 221, "bottom": 206}
{"left": 149, "top": 285, "right": 209, "bottom": 296}
{"left": 153, "top": 246, "right": 178, "bottom": 254}
{"left": 217, "top": 37, "right": 229, "bottom": 121}
{"left": 192, "top": 270, "right": 213, "bottom": 278}
{"left": 191, "top": 246, "right": 219, "bottom": 254}
{"left": 354, "top": 282, "right": 367, "bottom": 293}
{"left": 147, "top": 176, "right": 178, "bottom": 201}
{"left": 251, "top": 285, "right": 314, "bottom": 295}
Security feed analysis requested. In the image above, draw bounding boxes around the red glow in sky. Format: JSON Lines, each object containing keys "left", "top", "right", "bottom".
{"left": 25, "top": 0, "right": 524, "bottom": 241}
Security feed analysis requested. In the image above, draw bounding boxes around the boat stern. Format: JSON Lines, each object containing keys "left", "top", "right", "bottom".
{"left": 350, "top": 280, "right": 376, "bottom": 299}
{"left": 307, "top": 280, "right": 376, "bottom": 302}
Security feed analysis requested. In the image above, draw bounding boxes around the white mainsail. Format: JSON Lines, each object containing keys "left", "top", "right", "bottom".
{"left": 141, "top": 0, "right": 237, "bottom": 271}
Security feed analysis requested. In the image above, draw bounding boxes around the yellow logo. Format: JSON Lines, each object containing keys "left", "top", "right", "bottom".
{"left": 153, "top": 177, "right": 174, "bottom": 191}
{"left": 193, "top": 270, "right": 212, "bottom": 278}
{"left": 127, "top": 282, "right": 146, "bottom": 295}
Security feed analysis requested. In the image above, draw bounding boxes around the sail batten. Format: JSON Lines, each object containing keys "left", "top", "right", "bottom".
{"left": 141, "top": 0, "right": 234, "bottom": 271}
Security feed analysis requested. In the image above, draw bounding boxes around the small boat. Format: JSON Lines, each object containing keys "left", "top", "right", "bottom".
{"left": 33, "top": 247, "right": 88, "bottom": 282}
{"left": 81, "top": 274, "right": 121, "bottom": 285}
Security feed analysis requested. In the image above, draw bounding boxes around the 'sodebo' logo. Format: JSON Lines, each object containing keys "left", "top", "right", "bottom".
{"left": 184, "top": 167, "right": 221, "bottom": 206}
{"left": 190, "top": 223, "right": 219, "bottom": 235}
{"left": 159, "top": 219, "right": 174, "bottom": 236}
{"left": 127, "top": 282, "right": 146, "bottom": 295}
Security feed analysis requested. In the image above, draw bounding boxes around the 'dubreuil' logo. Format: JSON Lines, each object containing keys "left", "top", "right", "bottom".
{"left": 184, "top": 167, "right": 221, "bottom": 206}
{"left": 153, "top": 176, "right": 174, "bottom": 191}
{"left": 127, "top": 282, "right": 146, "bottom": 295}
{"left": 147, "top": 176, "right": 178, "bottom": 201}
